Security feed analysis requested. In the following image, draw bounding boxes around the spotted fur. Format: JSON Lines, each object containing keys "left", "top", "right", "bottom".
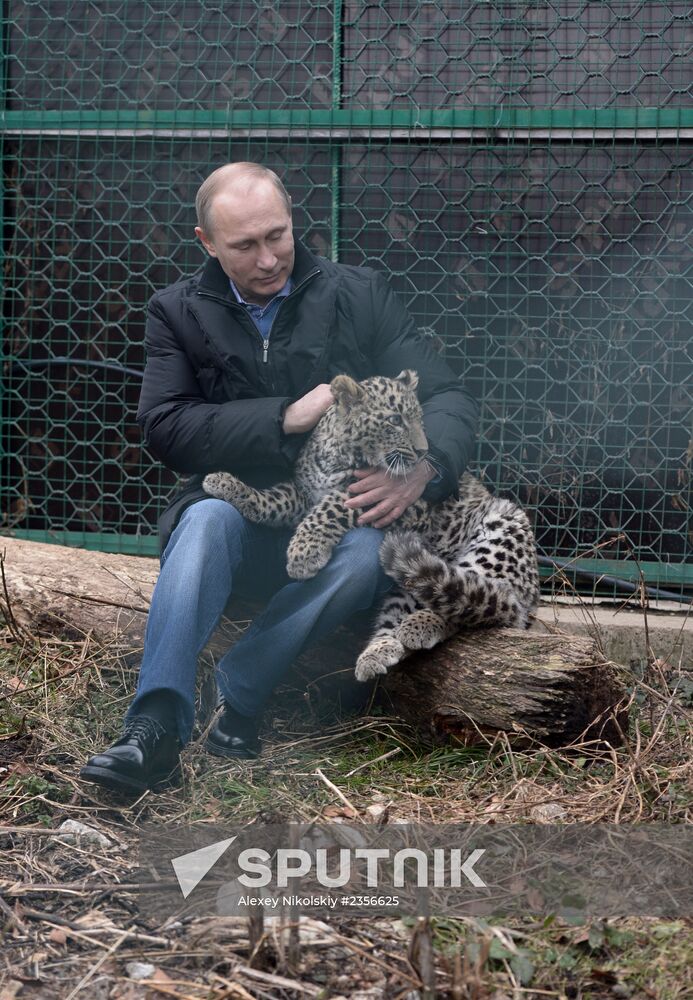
{"left": 203, "top": 370, "right": 430, "bottom": 580}
{"left": 202, "top": 370, "right": 540, "bottom": 681}
{"left": 355, "top": 486, "right": 540, "bottom": 681}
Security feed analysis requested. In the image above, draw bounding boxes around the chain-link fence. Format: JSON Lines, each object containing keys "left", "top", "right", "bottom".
{"left": 1, "top": 2, "right": 692, "bottom": 591}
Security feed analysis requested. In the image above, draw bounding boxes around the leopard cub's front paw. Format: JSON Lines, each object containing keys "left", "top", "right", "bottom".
{"left": 286, "top": 546, "right": 332, "bottom": 580}
{"left": 203, "top": 472, "right": 241, "bottom": 501}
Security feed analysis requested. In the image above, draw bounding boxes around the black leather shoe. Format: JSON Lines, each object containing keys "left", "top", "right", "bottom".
{"left": 80, "top": 716, "right": 182, "bottom": 794}
{"left": 205, "top": 700, "right": 261, "bottom": 759}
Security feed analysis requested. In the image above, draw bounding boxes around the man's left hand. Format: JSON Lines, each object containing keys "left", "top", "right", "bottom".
{"left": 344, "top": 461, "right": 436, "bottom": 528}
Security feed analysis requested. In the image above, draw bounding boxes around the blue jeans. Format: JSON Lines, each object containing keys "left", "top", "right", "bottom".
{"left": 124, "top": 499, "right": 392, "bottom": 745}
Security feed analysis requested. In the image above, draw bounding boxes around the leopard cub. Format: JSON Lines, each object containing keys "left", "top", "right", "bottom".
{"left": 203, "top": 370, "right": 430, "bottom": 582}
{"left": 202, "top": 370, "right": 540, "bottom": 682}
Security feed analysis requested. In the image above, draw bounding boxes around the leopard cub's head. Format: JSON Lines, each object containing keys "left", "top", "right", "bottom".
{"left": 329, "top": 369, "right": 428, "bottom": 473}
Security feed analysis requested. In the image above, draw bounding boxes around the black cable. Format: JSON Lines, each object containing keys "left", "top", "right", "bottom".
{"left": 7, "top": 356, "right": 145, "bottom": 379}
{"left": 538, "top": 555, "right": 691, "bottom": 606}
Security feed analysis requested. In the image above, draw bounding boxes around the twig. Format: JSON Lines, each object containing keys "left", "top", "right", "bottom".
{"left": 0, "top": 657, "right": 94, "bottom": 698}
{"left": 209, "top": 974, "right": 257, "bottom": 1000}
{"left": 0, "top": 892, "right": 27, "bottom": 932}
{"left": 46, "top": 588, "right": 150, "bottom": 614}
{"left": 330, "top": 928, "right": 422, "bottom": 988}
{"left": 219, "top": 962, "right": 322, "bottom": 996}
{"left": 101, "top": 564, "right": 152, "bottom": 608}
{"left": 345, "top": 746, "right": 402, "bottom": 776}
{"left": 64, "top": 928, "right": 130, "bottom": 1000}
{"left": 287, "top": 824, "right": 301, "bottom": 972}
{"left": 1, "top": 880, "right": 171, "bottom": 896}
{"left": 246, "top": 904, "right": 266, "bottom": 969}
{"left": 20, "top": 908, "right": 172, "bottom": 947}
{"left": 0, "top": 549, "right": 30, "bottom": 642}
{"left": 450, "top": 949, "right": 463, "bottom": 1000}
{"left": 408, "top": 905, "right": 436, "bottom": 999}
{"left": 314, "top": 767, "right": 360, "bottom": 816}
{"left": 130, "top": 984, "right": 199, "bottom": 1000}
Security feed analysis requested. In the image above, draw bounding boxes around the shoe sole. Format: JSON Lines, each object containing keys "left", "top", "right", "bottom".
{"left": 204, "top": 738, "right": 259, "bottom": 760}
{"left": 80, "top": 765, "right": 181, "bottom": 795}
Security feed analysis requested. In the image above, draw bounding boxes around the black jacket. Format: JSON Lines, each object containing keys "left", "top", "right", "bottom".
{"left": 138, "top": 240, "right": 479, "bottom": 553}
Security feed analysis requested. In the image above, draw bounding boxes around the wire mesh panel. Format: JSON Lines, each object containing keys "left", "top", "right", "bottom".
{"left": 1, "top": 1, "right": 692, "bottom": 589}
{"left": 340, "top": 141, "right": 692, "bottom": 570}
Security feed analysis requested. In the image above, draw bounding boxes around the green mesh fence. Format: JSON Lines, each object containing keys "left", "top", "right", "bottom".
{"left": 1, "top": 2, "right": 691, "bottom": 592}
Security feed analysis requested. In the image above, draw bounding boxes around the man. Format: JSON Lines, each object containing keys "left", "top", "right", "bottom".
{"left": 80, "top": 162, "right": 478, "bottom": 795}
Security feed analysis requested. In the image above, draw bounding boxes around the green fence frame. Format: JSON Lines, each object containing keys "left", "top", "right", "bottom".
{"left": 1, "top": 3, "right": 691, "bottom": 591}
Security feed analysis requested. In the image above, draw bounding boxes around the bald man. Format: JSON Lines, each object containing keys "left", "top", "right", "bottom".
{"left": 81, "top": 163, "right": 478, "bottom": 795}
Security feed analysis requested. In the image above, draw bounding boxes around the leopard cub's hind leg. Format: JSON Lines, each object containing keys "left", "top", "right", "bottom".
{"left": 354, "top": 590, "right": 420, "bottom": 682}
{"left": 395, "top": 608, "right": 452, "bottom": 650}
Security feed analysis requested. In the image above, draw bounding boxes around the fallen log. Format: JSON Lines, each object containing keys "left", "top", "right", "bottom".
{"left": 0, "top": 536, "right": 629, "bottom": 745}
{"left": 0, "top": 535, "right": 157, "bottom": 653}
{"left": 378, "top": 630, "right": 629, "bottom": 747}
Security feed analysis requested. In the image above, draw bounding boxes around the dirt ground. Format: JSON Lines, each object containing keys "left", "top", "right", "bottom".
{"left": 1, "top": 592, "right": 691, "bottom": 999}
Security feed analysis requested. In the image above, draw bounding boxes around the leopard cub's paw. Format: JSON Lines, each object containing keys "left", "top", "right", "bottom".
{"left": 286, "top": 547, "right": 332, "bottom": 580}
{"left": 396, "top": 610, "right": 446, "bottom": 650}
{"left": 354, "top": 638, "right": 405, "bottom": 682}
{"left": 203, "top": 472, "right": 241, "bottom": 501}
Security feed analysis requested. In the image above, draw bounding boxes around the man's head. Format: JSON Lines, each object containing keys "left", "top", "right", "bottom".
{"left": 194, "top": 162, "right": 294, "bottom": 306}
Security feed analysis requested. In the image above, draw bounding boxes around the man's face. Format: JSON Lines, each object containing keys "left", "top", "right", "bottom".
{"left": 195, "top": 179, "right": 295, "bottom": 306}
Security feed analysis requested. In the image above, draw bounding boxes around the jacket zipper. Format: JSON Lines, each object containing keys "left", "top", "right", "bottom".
{"left": 197, "top": 268, "right": 321, "bottom": 371}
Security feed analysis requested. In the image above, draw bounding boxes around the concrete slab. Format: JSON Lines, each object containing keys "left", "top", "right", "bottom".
{"left": 532, "top": 601, "right": 692, "bottom": 669}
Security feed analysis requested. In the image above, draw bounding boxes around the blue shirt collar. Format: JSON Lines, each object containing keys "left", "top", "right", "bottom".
{"left": 228, "top": 275, "right": 293, "bottom": 313}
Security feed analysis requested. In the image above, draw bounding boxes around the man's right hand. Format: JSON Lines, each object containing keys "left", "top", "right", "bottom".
{"left": 282, "top": 383, "right": 334, "bottom": 434}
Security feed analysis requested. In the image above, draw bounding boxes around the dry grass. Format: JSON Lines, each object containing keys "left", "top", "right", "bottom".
{"left": 1, "top": 591, "right": 691, "bottom": 999}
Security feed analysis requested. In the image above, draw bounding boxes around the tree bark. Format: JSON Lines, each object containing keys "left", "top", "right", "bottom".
{"left": 378, "top": 629, "right": 629, "bottom": 747}
{"left": 0, "top": 537, "right": 628, "bottom": 745}
{"left": 0, "top": 536, "right": 157, "bottom": 653}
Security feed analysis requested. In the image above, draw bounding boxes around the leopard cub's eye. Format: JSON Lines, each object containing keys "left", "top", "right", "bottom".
{"left": 388, "top": 413, "right": 403, "bottom": 426}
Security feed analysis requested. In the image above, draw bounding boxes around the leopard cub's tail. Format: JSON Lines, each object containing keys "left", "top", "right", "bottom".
{"left": 379, "top": 529, "right": 536, "bottom": 629}
{"left": 379, "top": 530, "right": 451, "bottom": 593}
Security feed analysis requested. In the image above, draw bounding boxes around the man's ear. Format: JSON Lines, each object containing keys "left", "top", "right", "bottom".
{"left": 195, "top": 226, "right": 217, "bottom": 258}
{"left": 330, "top": 374, "right": 365, "bottom": 410}
{"left": 396, "top": 369, "right": 419, "bottom": 392}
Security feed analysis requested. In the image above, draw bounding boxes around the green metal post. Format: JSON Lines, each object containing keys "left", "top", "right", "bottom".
{"left": 0, "top": 9, "right": 5, "bottom": 496}
{"left": 330, "top": 0, "right": 343, "bottom": 262}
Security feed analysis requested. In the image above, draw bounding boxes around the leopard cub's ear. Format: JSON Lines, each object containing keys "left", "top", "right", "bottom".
{"left": 330, "top": 374, "right": 365, "bottom": 409}
{"left": 395, "top": 369, "right": 419, "bottom": 391}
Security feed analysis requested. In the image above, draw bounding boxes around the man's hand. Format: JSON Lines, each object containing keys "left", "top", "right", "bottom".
{"left": 282, "top": 384, "right": 333, "bottom": 434}
{"left": 344, "top": 460, "right": 436, "bottom": 529}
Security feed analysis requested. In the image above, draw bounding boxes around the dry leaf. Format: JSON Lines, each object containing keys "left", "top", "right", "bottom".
{"left": 323, "top": 804, "right": 359, "bottom": 819}
{"left": 365, "top": 803, "right": 386, "bottom": 819}
{"left": 74, "top": 910, "right": 118, "bottom": 931}
{"left": 143, "top": 968, "right": 178, "bottom": 998}
{"left": 530, "top": 802, "right": 567, "bottom": 823}
{"left": 0, "top": 981, "right": 24, "bottom": 1000}
{"left": 526, "top": 887, "right": 545, "bottom": 910}
{"left": 4, "top": 677, "right": 27, "bottom": 693}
